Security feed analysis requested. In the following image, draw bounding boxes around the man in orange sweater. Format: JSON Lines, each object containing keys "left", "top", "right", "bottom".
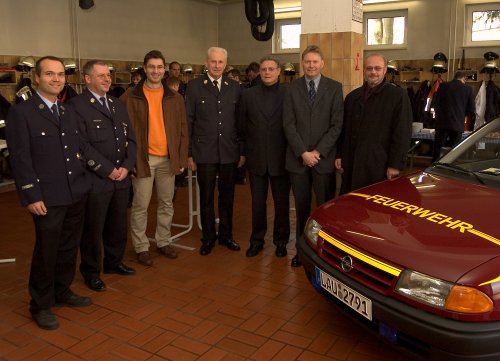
{"left": 121, "top": 50, "right": 189, "bottom": 266}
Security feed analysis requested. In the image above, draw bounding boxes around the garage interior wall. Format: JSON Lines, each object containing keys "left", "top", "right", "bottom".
{"left": 0, "top": 0, "right": 219, "bottom": 64}
{"left": 0, "top": 0, "right": 498, "bottom": 67}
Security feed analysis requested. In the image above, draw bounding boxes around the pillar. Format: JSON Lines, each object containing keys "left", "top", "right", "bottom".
{"left": 300, "top": 0, "right": 364, "bottom": 96}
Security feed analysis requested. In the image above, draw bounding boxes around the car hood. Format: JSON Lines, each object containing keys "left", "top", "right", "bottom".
{"left": 315, "top": 171, "right": 500, "bottom": 284}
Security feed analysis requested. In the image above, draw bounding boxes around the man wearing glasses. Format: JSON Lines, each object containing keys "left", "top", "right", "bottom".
{"left": 335, "top": 53, "right": 412, "bottom": 195}
{"left": 121, "top": 50, "right": 189, "bottom": 266}
{"left": 239, "top": 55, "right": 290, "bottom": 258}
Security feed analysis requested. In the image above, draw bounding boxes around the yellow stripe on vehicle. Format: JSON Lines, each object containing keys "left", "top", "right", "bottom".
{"left": 350, "top": 193, "right": 500, "bottom": 246}
{"left": 319, "top": 230, "right": 402, "bottom": 277}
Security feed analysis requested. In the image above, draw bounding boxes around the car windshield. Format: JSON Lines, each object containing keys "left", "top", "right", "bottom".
{"left": 430, "top": 117, "right": 500, "bottom": 188}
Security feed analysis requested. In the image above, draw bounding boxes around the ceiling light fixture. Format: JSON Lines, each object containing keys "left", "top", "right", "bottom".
{"left": 275, "top": 6, "right": 301, "bottom": 13}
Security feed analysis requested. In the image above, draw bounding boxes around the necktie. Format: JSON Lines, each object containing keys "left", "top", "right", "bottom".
{"left": 308, "top": 80, "right": 316, "bottom": 101}
{"left": 50, "top": 103, "right": 59, "bottom": 120}
{"left": 213, "top": 79, "right": 219, "bottom": 92}
{"left": 99, "top": 96, "right": 111, "bottom": 116}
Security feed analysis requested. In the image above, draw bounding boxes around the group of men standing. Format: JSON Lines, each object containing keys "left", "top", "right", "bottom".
{"left": 6, "top": 45, "right": 413, "bottom": 331}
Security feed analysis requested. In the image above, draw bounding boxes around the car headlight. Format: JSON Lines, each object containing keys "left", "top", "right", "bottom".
{"left": 304, "top": 218, "right": 322, "bottom": 246}
{"left": 396, "top": 269, "right": 493, "bottom": 313}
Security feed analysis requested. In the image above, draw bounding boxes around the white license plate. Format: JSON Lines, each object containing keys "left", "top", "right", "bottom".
{"left": 318, "top": 268, "right": 372, "bottom": 320}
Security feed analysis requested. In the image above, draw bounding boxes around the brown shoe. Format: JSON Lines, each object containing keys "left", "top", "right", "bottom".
{"left": 137, "top": 251, "right": 153, "bottom": 266}
{"left": 158, "top": 245, "right": 178, "bottom": 259}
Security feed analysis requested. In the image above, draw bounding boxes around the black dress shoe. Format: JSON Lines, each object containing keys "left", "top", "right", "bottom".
{"left": 104, "top": 263, "right": 136, "bottom": 276}
{"left": 200, "top": 243, "right": 214, "bottom": 256}
{"left": 291, "top": 255, "right": 302, "bottom": 267}
{"left": 85, "top": 277, "right": 106, "bottom": 292}
{"left": 55, "top": 293, "right": 92, "bottom": 307}
{"left": 275, "top": 245, "right": 288, "bottom": 258}
{"left": 31, "top": 309, "right": 59, "bottom": 330}
{"left": 246, "top": 244, "right": 263, "bottom": 257}
{"left": 219, "top": 239, "right": 241, "bottom": 251}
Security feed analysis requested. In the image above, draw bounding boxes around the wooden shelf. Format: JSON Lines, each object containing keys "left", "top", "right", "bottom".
{"left": 113, "top": 71, "right": 131, "bottom": 85}
{"left": 0, "top": 70, "right": 17, "bottom": 85}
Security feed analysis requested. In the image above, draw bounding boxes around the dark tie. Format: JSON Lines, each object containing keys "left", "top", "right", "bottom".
{"left": 50, "top": 103, "right": 59, "bottom": 120}
{"left": 308, "top": 80, "right": 316, "bottom": 101}
{"left": 99, "top": 96, "right": 111, "bottom": 116}
{"left": 213, "top": 79, "right": 219, "bottom": 92}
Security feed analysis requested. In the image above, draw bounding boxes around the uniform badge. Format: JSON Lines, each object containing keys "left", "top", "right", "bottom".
{"left": 90, "top": 98, "right": 95, "bottom": 103}
{"left": 76, "top": 152, "right": 81, "bottom": 159}
{"left": 224, "top": 81, "right": 228, "bottom": 85}
{"left": 38, "top": 104, "right": 44, "bottom": 109}
{"left": 109, "top": 98, "right": 113, "bottom": 103}
{"left": 203, "top": 80, "right": 208, "bottom": 85}
{"left": 88, "top": 159, "right": 95, "bottom": 166}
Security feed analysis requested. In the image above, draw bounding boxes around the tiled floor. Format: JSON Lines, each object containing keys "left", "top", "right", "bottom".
{"left": 0, "top": 181, "right": 413, "bottom": 361}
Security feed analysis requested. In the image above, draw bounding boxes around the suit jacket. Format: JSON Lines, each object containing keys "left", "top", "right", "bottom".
{"left": 434, "top": 79, "right": 475, "bottom": 132}
{"left": 239, "top": 82, "right": 287, "bottom": 176}
{"left": 69, "top": 89, "right": 137, "bottom": 193}
{"left": 338, "top": 81, "right": 412, "bottom": 194}
{"left": 6, "top": 93, "right": 105, "bottom": 207}
{"left": 283, "top": 75, "right": 344, "bottom": 174}
{"left": 186, "top": 74, "right": 242, "bottom": 164}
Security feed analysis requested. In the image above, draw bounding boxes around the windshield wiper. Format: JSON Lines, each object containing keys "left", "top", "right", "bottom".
{"left": 433, "top": 162, "right": 486, "bottom": 185}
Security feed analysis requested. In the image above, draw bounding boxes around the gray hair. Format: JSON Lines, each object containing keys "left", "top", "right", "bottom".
{"left": 259, "top": 55, "right": 281, "bottom": 68}
{"left": 207, "top": 47, "right": 228, "bottom": 60}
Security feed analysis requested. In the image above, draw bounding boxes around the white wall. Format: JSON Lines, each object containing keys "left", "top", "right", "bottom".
{"left": 0, "top": 0, "right": 497, "bottom": 65}
{"left": 0, "top": 0, "right": 219, "bottom": 63}
{"left": 218, "top": 2, "right": 298, "bottom": 65}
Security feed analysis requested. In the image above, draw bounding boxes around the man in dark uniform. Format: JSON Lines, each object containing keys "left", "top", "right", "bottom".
{"left": 69, "top": 60, "right": 137, "bottom": 292}
{"left": 6, "top": 56, "right": 107, "bottom": 330}
{"left": 186, "top": 46, "right": 244, "bottom": 256}
{"left": 432, "top": 71, "right": 475, "bottom": 162}
{"left": 239, "top": 55, "right": 290, "bottom": 258}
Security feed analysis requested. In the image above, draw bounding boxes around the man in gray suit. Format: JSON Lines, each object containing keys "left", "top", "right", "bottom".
{"left": 283, "top": 45, "right": 344, "bottom": 267}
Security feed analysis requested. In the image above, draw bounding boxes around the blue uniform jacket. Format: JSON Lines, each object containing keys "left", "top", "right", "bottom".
{"left": 69, "top": 89, "right": 137, "bottom": 193}
{"left": 6, "top": 93, "right": 106, "bottom": 207}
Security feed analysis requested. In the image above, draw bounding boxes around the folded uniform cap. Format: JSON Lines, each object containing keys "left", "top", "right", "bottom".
{"left": 16, "top": 56, "right": 35, "bottom": 72}
{"left": 283, "top": 62, "right": 296, "bottom": 75}
{"left": 484, "top": 51, "right": 499, "bottom": 61}
{"left": 387, "top": 60, "right": 399, "bottom": 75}
{"left": 63, "top": 58, "right": 77, "bottom": 75}
{"left": 431, "top": 52, "right": 448, "bottom": 73}
{"left": 481, "top": 51, "right": 499, "bottom": 73}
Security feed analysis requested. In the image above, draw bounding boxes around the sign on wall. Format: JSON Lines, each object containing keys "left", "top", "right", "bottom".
{"left": 353, "top": 0, "right": 363, "bottom": 23}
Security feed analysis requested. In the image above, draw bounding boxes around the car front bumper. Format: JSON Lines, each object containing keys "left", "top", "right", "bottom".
{"left": 297, "top": 236, "right": 500, "bottom": 361}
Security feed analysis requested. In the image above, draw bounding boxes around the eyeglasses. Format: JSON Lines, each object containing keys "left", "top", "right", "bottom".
{"left": 365, "top": 66, "right": 384, "bottom": 72}
{"left": 146, "top": 64, "right": 165, "bottom": 71}
{"left": 260, "top": 67, "right": 277, "bottom": 72}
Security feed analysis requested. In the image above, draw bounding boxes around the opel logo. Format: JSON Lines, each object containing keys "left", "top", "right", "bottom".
{"left": 341, "top": 255, "right": 353, "bottom": 272}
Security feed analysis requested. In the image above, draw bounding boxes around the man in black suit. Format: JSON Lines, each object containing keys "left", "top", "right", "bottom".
{"left": 69, "top": 60, "right": 137, "bottom": 292}
{"left": 283, "top": 45, "right": 344, "bottom": 267}
{"left": 6, "top": 56, "right": 106, "bottom": 330}
{"left": 186, "top": 47, "right": 244, "bottom": 255}
{"left": 432, "top": 71, "right": 475, "bottom": 162}
{"left": 240, "top": 55, "right": 290, "bottom": 258}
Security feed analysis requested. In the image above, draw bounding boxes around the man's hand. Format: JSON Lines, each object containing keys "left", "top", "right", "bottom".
{"left": 188, "top": 157, "right": 197, "bottom": 171}
{"left": 27, "top": 201, "right": 47, "bottom": 216}
{"left": 114, "top": 167, "right": 129, "bottom": 181}
{"left": 238, "top": 156, "right": 246, "bottom": 168}
{"left": 302, "top": 150, "right": 321, "bottom": 167}
{"left": 387, "top": 167, "right": 400, "bottom": 180}
{"left": 108, "top": 168, "right": 121, "bottom": 180}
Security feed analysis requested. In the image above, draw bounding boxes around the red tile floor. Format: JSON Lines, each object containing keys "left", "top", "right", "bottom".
{"left": 0, "top": 181, "right": 413, "bottom": 361}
